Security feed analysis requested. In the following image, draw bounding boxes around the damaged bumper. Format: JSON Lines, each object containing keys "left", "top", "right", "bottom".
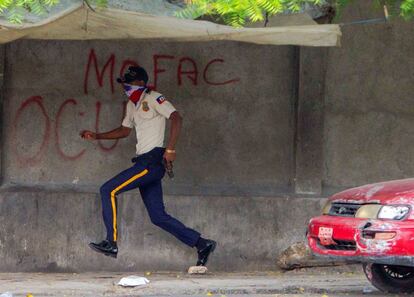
{"left": 307, "top": 215, "right": 414, "bottom": 267}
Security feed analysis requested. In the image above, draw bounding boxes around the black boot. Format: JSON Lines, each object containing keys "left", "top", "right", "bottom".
{"left": 89, "top": 240, "right": 118, "bottom": 258}
{"left": 196, "top": 239, "right": 217, "bottom": 266}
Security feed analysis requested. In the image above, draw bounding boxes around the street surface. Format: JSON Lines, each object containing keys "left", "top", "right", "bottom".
{"left": 0, "top": 266, "right": 393, "bottom": 297}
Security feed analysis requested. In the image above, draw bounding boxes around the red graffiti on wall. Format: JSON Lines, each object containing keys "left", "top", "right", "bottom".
{"left": 84, "top": 49, "right": 240, "bottom": 91}
{"left": 13, "top": 97, "right": 126, "bottom": 165}
{"left": 203, "top": 59, "right": 240, "bottom": 85}
{"left": 13, "top": 96, "right": 51, "bottom": 165}
{"left": 84, "top": 49, "right": 116, "bottom": 94}
{"left": 13, "top": 48, "right": 240, "bottom": 165}
{"left": 95, "top": 101, "right": 127, "bottom": 151}
{"left": 55, "top": 99, "right": 86, "bottom": 160}
{"left": 178, "top": 57, "right": 198, "bottom": 86}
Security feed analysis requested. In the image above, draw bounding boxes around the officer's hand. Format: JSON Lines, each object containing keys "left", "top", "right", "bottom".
{"left": 163, "top": 151, "right": 176, "bottom": 165}
{"left": 80, "top": 130, "right": 96, "bottom": 140}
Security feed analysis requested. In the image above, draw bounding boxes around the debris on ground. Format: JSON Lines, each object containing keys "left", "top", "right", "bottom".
{"left": 277, "top": 242, "right": 347, "bottom": 270}
{"left": 117, "top": 276, "right": 150, "bottom": 287}
{"left": 188, "top": 266, "right": 208, "bottom": 274}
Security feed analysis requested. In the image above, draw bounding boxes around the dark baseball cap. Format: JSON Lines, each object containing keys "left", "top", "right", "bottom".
{"left": 117, "top": 66, "right": 149, "bottom": 84}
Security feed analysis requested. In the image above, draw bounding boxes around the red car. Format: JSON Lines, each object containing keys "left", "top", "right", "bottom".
{"left": 307, "top": 178, "right": 414, "bottom": 293}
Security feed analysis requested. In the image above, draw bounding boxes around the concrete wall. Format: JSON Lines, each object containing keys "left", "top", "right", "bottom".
{"left": 3, "top": 40, "right": 296, "bottom": 196}
{"left": 323, "top": 2, "right": 414, "bottom": 192}
{"left": 1, "top": 40, "right": 302, "bottom": 272}
{"left": 0, "top": 191, "right": 323, "bottom": 272}
{"left": 3, "top": 0, "right": 414, "bottom": 271}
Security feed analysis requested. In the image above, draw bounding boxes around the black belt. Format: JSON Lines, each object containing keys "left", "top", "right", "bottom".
{"left": 131, "top": 147, "right": 165, "bottom": 164}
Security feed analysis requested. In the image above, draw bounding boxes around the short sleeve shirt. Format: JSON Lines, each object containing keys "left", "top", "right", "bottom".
{"left": 122, "top": 91, "right": 176, "bottom": 155}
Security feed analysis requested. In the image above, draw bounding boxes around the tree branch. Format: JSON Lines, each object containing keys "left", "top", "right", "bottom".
{"left": 83, "top": 0, "right": 96, "bottom": 12}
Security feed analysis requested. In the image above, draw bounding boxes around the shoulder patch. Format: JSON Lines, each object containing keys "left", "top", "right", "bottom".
{"left": 156, "top": 95, "right": 166, "bottom": 105}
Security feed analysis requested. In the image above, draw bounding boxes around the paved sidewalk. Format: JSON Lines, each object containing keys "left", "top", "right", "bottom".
{"left": 0, "top": 266, "right": 383, "bottom": 297}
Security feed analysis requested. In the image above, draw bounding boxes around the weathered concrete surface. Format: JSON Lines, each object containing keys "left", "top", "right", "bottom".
{"left": 295, "top": 47, "right": 327, "bottom": 195}
{"left": 323, "top": 2, "right": 414, "bottom": 192}
{"left": 0, "top": 268, "right": 376, "bottom": 297}
{"left": 0, "top": 45, "right": 5, "bottom": 186}
{"left": 3, "top": 40, "right": 295, "bottom": 196}
{"left": 0, "top": 191, "right": 324, "bottom": 272}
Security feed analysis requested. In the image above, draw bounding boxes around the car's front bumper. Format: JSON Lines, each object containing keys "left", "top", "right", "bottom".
{"left": 307, "top": 215, "right": 414, "bottom": 266}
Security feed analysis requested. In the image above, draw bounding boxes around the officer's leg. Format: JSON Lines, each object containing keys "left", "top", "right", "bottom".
{"left": 140, "top": 180, "right": 201, "bottom": 247}
{"left": 100, "top": 163, "right": 156, "bottom": 243}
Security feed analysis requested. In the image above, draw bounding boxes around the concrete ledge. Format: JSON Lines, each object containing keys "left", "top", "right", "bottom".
{"left": 0, "top": 191, "right": 325, "bottom": 272}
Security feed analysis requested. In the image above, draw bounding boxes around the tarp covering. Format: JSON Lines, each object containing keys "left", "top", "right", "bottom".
{"left": 0, "top": 3, "right": 341, "bottom": 46}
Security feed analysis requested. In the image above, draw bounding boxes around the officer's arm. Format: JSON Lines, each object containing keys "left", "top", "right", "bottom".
{"left": 166, "top": 111, "right": 182, "bottom": 151}
{"left": 80, "top": 126, "right": 131, "bottom": 140}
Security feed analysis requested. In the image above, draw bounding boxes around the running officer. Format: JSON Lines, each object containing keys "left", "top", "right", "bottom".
{"left": 80, "top": 66, "right": 216, "bottom": 267}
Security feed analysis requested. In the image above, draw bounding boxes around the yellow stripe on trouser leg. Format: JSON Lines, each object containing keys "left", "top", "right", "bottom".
{"left": 110, "top": 169, "right": 149, "bottom": 241}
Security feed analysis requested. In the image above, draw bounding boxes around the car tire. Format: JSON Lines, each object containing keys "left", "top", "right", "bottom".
{"left": 363, "top": 263, "right": 414, "bottom": 293}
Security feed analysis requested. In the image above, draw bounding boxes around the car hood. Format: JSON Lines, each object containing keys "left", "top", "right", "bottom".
{"left": 330, "top": 178, "right": 414, "bottom": 205}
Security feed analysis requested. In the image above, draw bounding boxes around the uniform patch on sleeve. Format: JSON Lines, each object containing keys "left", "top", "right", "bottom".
{"left": 156, "top": 95, "right": 166, "bottom": 104}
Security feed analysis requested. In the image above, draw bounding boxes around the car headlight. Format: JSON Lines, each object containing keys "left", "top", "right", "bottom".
{"left": 355, "top": 204, "right": 382, "bottom": 219}
{"left": 377, "top": 205, "right": 410, "bottom": 220}
{"left": 322, "top": 201, "right": 332, "bottom": 215}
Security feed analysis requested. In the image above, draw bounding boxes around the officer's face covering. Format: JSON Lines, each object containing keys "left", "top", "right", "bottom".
{"left": 123, "top": 84, "right": 145, "bottom": 98}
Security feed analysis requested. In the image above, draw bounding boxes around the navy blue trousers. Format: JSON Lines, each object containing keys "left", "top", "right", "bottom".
{"left": 99, "top": 147, "right": 200, "bottom": 247}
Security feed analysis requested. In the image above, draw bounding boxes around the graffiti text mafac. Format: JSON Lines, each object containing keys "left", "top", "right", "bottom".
{"left": 12, "top": 48, "right": 240, "bottom": 166}
{"left": 84, "top": 49, "right": 240, "bottom": 93}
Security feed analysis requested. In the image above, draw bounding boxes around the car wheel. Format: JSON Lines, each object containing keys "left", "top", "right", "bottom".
{"left": 363, "top": 263, "right": 414, "bottom": 293}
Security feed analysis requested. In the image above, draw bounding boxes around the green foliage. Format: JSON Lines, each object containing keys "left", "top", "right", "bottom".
{"left": 176, "top": 0, "right": 414, "bottom": 27}
{"left": 3, "top": 0, "right": 414, "bottom": 26}
{"left": 0, "top": 0, "right": 59, "bottom": 24}
{"left": 0, "top": 0, "right": 107, "bottom": 24}
{"left": 400, "top": 0, "right": 414, "bottom": 18}
{"left": 176, "top": 0, "right": 324, "bottom": 27}
{"left": 333, "top": 0, "right": 414, "bottom": 20}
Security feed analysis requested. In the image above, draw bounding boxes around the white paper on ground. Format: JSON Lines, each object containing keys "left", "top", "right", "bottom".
{"left": 188, "top": 266, "right": 208, "bottom": 274}
{"left": 118, "top": 275, "right": 150, "bottom": 287}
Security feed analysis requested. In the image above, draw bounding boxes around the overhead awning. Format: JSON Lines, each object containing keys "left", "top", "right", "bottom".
{"left": 0, "top": 3, "right": 341, "bottom": 46}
